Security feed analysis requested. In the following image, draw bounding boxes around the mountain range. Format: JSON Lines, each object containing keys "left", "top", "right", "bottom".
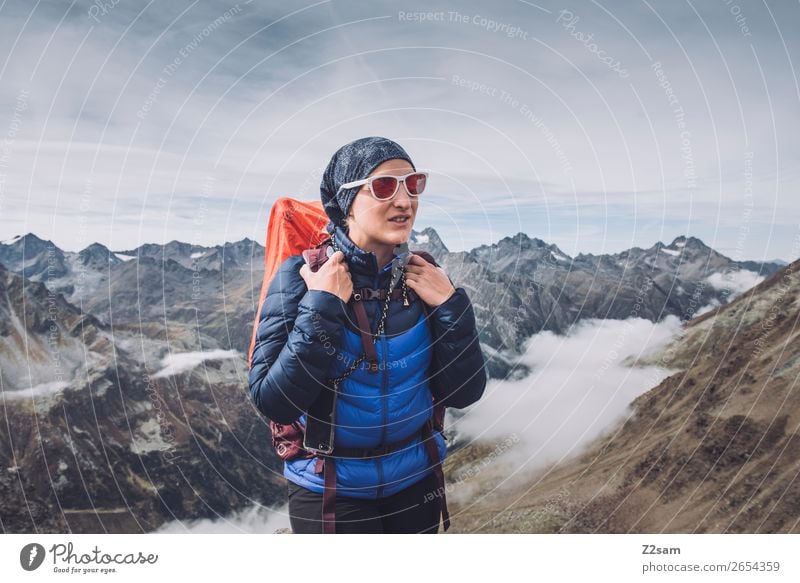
{"left": 444, "top": 256, "right": 800, "bottom": 533}
{"left": 0, "top": 230, "right": 785, "bottom": 380}
{"left": 0, "top": 228, "right": 792, "bottom": 532}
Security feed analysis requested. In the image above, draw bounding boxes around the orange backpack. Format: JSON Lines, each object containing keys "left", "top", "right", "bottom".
{"left": 247, "top": 197, "right": 330, "bottom": 369}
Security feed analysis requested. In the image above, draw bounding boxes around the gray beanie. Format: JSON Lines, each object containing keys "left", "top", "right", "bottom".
{"left": 320, "top": 136, "right": 415, "bottom": 229}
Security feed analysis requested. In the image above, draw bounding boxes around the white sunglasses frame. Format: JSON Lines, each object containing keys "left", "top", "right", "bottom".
{"left": 336, "top": 170, "right": 429, "bottom": 201}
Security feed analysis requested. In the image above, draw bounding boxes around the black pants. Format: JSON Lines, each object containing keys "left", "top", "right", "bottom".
{"left": 287, "top": 470, "right": 442, "bottom": 534}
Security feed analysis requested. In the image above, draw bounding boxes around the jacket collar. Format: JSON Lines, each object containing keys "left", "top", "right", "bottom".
{"left": 326, "top": 221, "right": 395, "bottom": 276}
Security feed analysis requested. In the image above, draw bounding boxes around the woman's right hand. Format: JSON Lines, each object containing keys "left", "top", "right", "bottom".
{"left": 299, "top": 250, "right": 353, "bottom": 303}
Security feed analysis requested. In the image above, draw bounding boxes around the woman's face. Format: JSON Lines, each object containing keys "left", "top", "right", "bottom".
{"left": 346, "top": 158, "right": 418, "bottom": 250}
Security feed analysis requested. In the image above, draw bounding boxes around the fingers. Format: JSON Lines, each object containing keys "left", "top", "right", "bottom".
{"left": 328, "top": 251, "right": 348, "bottom": 271}
{"left": 329, "top": 250, "right": 344, "bottom": 263}
{"left": 405, "top": 263, "right": 424, "bottom": 274}
{"left": 404, "top": 256, "right": 429, "bottom": 274}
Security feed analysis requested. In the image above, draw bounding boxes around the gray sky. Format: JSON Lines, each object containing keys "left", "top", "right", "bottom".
{"left": 0, "top": 0, "right": 798, "bottom": 261}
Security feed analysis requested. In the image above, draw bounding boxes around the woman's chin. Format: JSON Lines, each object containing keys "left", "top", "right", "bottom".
{"left": 385, "top": 231, "right": 411, "bottom": 245}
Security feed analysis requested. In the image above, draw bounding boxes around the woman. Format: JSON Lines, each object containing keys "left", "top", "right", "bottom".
{"left": 248, "top": 136, "right": 486, "bottom": 533}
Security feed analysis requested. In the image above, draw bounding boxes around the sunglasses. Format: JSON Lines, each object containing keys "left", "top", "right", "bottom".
{"left": 336, "top": 171, "right": 428, "bottom": 201}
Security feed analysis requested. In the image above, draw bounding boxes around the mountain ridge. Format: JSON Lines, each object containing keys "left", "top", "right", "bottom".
{"left": 1, "top": 230, "right": 790, "bottom": 266}
{"left": 0, "top": 229, "right": 790, "bottom": 378}
{"left": 444, "top": 257, "right": 800, "bottom": 533}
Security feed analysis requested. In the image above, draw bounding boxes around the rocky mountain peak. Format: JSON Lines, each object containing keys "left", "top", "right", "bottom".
{"left": 409, "top": 227, "right": 448, "bottom": 260}
{"left": 78, "top": 243, "right": 121, "bottom": 268}
{"left": 2, "top": 232, "right": 51, "bottom": 252}
{"left": 0, "top": 233, "right": 68, "bottom": 279}
{"left": 667, "top": 235, "right": 709, "bottom": 250}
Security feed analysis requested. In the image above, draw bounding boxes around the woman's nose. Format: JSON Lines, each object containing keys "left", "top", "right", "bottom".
{"left": 394, "top": 183, "right": 413, "bottom": 205}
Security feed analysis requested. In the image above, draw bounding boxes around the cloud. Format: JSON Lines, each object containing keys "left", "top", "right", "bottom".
{"left": 454, "top": 314, "right": 683, "bottom": 475}
{"left": 1, "top": 0, "right": 798, "bottom": 260}
{"left": 706, "top": 270, "right": 765, "bottom": 297}
{"left": 153, "top": 502, "right": 290, "bottom": 533}
{"left": 1, "top": 380, "right": 70, "bottom": 400}
{"left": 152, "top": 349, "right": 241, "bottom": 378}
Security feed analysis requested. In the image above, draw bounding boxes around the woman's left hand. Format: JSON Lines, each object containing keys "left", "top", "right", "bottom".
{"left": 403, "top": 253, "right": 456, "bottom": 307}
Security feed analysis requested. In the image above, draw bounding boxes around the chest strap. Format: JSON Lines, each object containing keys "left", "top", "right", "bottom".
{"left": 350, "top": 287, "right": 419, "bottom": 374}
{"left": 352, "top": 287, "right": 418, "bottom": 302}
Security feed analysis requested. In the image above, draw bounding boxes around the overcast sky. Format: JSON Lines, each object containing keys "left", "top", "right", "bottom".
{"left": 0, "top": 0, "right": 798, "bottom": 261}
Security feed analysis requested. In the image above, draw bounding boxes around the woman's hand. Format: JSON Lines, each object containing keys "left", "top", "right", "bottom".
{"left": 299, "top": 250, "right": 353, "bottom": 303}
{"left": 404, "top": 253, "right": 456, "bottom": 307}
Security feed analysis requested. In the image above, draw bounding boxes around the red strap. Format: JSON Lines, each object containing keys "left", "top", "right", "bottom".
{"left": 301, "top": 246, "right": 329, "bottom": 273}
{"left": 315, "top": 420, "right": 448, "bottom": 534}
{"left": 352, "top": 300, "right": 379, "bottom": 373}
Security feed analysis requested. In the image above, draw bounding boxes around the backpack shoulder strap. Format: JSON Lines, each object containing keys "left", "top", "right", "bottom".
{"left": 301, "top": 239, "right": 332, "bottom": 272}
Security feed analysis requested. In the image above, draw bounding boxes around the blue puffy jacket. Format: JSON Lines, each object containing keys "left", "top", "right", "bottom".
{"left": 248, "top": 223, "right": 487, "bottom": 498}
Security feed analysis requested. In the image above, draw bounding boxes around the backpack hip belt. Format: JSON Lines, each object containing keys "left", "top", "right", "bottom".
{"left": 314, "top": 416, "right": 450, "bottom": 534}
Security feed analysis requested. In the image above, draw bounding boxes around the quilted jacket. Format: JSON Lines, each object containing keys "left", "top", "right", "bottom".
{"left": 248, "top": 223, "right": 487, "bottom": 498}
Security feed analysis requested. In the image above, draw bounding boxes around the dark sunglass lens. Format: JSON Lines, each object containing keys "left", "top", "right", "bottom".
{"left": 405, "top": 173, "right": 426, "bottom": 195}
{"left": 371, "top": 176, "right": 398, "bottom": 199}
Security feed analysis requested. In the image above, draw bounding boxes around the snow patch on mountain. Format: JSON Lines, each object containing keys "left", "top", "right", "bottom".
{"left": 131, "top": 419, "right": 173, "bottom": 454}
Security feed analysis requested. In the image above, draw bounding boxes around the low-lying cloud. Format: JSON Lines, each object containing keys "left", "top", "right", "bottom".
{"left": 153, "top": 349, "right": 241, "bottom": 378}
{"left": 706, "top": 270, "right": 765, "bottom": 297}
{"left": 454, "top": 315, "right": 684, "bottom": 476}
{"left": 1, "top": 380, "right": 70, "bottom": 400}
{"left": 153, "top": 503, "right": 290, "bottom": 534}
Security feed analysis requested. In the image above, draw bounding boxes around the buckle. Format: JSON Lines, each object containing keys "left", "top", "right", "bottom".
{"left": 363, "top": 288, "right": 382, "bottom": 300}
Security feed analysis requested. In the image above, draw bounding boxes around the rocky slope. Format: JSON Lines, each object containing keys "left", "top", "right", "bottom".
{"left": 444, "top": 257, "right": 800, "bottom": 533}
{"left": 0, "top": 264, "right": 281, "bottom": 533}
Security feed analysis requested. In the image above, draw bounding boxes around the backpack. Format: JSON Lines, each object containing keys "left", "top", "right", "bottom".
{"left": 249, "top": 196, "right": 450, "bottom": 532}
{"left": 248, "top": 197, "right": 330, "bottom": 370}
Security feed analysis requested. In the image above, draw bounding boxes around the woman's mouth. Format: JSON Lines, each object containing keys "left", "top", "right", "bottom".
{"left": 388, "top": 215, "right": 410, "bottom": 225}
